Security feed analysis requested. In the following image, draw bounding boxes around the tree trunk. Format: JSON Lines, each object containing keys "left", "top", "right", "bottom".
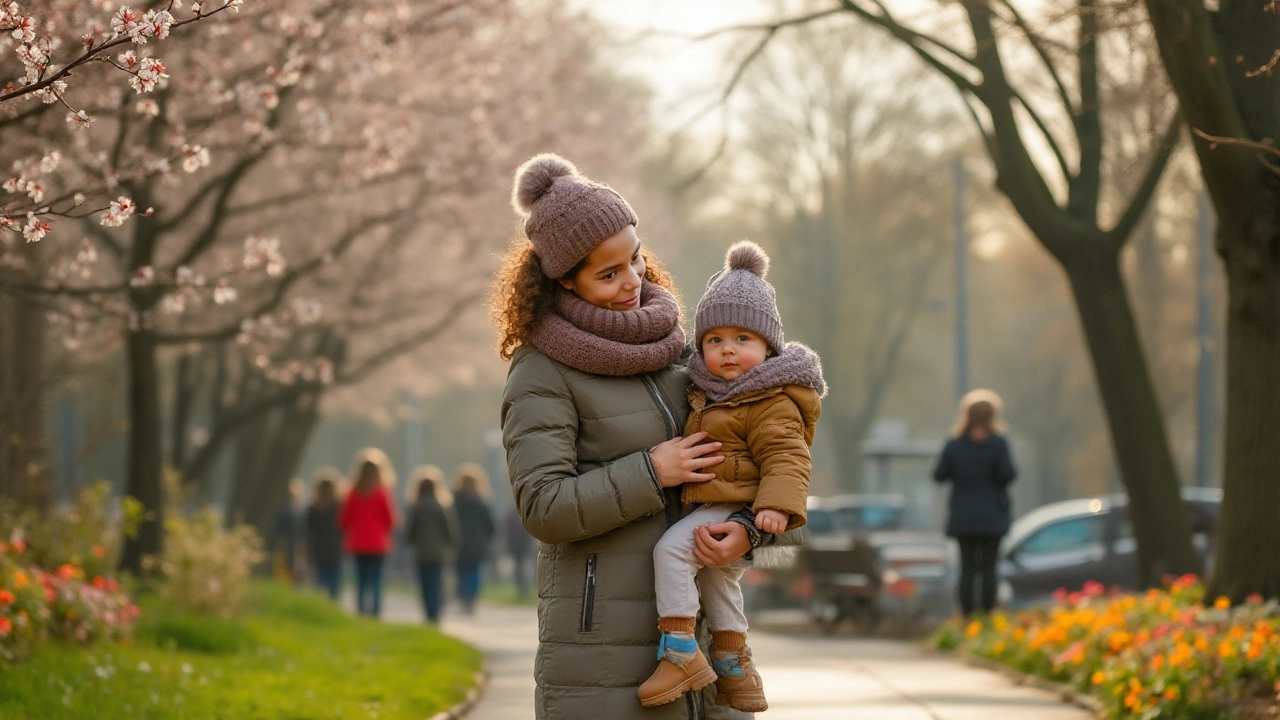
{"left": 1060, "top": 242, "right": 1201, "bottom": 584}
{"left": 1206, "top": 196, "right": 1280, "bottom": 602}
{"left": 119, "top": 327, "right": 164, "bottom": 575}
{"left": 0, "top": 243, "right": 51, "bottom": 511}
{"left": 225, "top": 409, "right": 271, "bottom": 526}
{"left": 243, "top": 394, "right": 320, "bottom": 542}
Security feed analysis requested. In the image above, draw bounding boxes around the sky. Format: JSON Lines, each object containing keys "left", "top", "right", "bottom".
{"left": 576, "top": 0, "right": 778, "bottom": 132}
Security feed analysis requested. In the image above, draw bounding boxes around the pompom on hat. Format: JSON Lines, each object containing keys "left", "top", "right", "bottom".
{"left": 510, "top": 153, "right": 639, "bottom": 279}
{"left": 694, "top": 241, "right": 785, "bottom": 353}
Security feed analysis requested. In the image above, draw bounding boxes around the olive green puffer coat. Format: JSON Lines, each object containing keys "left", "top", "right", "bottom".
{"left": 501, "top": 347, "right": 757, "bottom": 720}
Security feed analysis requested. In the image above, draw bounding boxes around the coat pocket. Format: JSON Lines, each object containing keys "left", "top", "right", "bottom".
{"left": 580, "top": 553, "right": 598, "bottom": 632}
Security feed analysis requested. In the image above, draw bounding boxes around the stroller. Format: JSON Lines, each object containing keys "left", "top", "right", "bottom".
{"left": 801, "top": 532, "right": 884, "bottom": 635}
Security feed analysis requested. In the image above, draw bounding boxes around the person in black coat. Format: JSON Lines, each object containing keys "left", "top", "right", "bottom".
{"left": 452, "top": 463, "right": 496, "bottom": 615}
{"left": 305, "top": 468, "right": 345, "bottom": 601}
{"left": 405, "top": 466, "right": 459, "bottom": 623}
{"left": 933, "top": 389, "right": 1018, "bottom": 618}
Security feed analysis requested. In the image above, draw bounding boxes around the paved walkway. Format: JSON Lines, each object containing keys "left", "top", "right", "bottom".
{"left": 370, "top": 594, "right": 1090, "bottom": 720}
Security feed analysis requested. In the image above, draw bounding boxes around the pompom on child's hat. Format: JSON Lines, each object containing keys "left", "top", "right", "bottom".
{"left": 510, "top": 153, "right": 638, "bottom": 280}
{"left": 694, "top": 241, "right": 785, "bottom": 353}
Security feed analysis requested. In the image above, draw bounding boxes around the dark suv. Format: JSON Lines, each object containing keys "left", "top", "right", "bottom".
{"left": 1000, "top": 487, "right": 1221, "bottom": 605}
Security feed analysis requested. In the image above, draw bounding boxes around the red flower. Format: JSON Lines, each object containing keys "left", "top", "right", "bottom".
{"left": 92, "top": 576, "right": 107, "bottom": 590}
{"left": 56, "top": 564, "right": 78, "bottom": 581}
{"left": 0, "top": 617, "right": 10, "bottom": 635}
{"left": 0, "top": 590, "right": 13, "bottom": 605}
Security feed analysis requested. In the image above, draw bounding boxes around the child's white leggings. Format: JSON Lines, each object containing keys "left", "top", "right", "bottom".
{"left": 653, "top": 503, "right": 750, "bottom": 633}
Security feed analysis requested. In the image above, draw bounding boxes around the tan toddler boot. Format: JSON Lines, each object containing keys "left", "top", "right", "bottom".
{"left": 639, "top": 617, "right": 718, "bottom": 708}
{"left": 711, "top": 630, "right": 768, "bottom": 712}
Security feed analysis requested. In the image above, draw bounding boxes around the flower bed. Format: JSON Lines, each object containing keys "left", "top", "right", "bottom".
{"left": 934, "top": 577, "right": 1280, "bottom": 719}
{"left": 0, "top": 540, "right": 140, "bottom": 664}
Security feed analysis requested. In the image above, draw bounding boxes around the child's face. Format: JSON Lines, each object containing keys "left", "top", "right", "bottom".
{"left": 701, "top": 327, "right": 771, "bottom": 381}
{"left": 559, "top": 225, "right": 645, "bottom": 311}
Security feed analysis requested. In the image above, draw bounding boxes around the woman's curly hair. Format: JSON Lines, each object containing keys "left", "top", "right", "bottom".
{"left": 489, "top": 237, "right": 682, "bottom": 361}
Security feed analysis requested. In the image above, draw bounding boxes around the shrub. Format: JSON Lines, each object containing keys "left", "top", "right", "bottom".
{"left": 0, "top": 542, "right": 139, "bottom": 665}
{"left": 937, "top": 577, "right": 1280, "bottom": 719}
{"left": 150, "top": 506, "right": 263, "bottom": 617}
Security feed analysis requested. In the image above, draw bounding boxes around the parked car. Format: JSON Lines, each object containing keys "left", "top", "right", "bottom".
{"left": 744, "top": 494, "right": 953, "bottom": 633}
{"left": 1000, "top": 487, "right": 1222, "bottom": 606}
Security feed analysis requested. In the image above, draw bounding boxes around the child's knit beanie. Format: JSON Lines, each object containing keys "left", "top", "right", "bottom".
{"left": 695, "top": 241, "right": 784, "bottom": 353}
{"left": 511, "top": 153, "right": 639, "bottom": 279}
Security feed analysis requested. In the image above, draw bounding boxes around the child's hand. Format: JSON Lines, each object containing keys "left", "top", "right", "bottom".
{"left": 754, "top": 509, "right": 788, "bottom": 534}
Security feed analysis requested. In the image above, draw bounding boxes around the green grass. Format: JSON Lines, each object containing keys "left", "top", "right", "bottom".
{"left": 0, "top": 582, "right": 482, "bottom": 720}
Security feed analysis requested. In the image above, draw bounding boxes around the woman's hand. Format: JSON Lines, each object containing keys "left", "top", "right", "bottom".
{"left": 693, "top": 522, "right": 751, "bottom": 567}
{"left": 754, "top": 509, "right": 788, "bottom": 534}
{"left": 650, "top": 432, "right": 724, "bottom": 488}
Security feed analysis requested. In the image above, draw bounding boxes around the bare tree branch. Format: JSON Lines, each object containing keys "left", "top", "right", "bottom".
{"left": 1107, "top": 114, "right": 1183, "bottom": 247}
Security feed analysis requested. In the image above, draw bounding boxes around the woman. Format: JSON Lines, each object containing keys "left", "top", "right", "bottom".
{"left": 405, "top": 465, "right": 458, "bottom": 623}
{"left": 305, "top": 467, "right": 345, "bottom": 601}
{"left": 933, "top": 389, "right": 1018, "bottom": 618}
{"left": 451, "top": 463, "right": 495, "bottom": 615}
{"left": 339, "top": 448, "right": 398, "bottom": 618}
{"left": 493, "top": 154, "right": 778, "bottom": 720}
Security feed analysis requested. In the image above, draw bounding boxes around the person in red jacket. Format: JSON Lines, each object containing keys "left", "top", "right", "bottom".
{"left": 340, "top": 448, "right": 398, "bottom": 618}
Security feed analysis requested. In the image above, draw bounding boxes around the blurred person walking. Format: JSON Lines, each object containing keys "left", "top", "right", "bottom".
{"left": 503, "top": 506, "right": 535, "bottom": 598}
{"left": 305, "top": 468, "right": 345, "bottom": 601}
{"left": 933, "top": 389, "right": 1018, "bottom": 618}
{"left": 405, "top": 465, "right": 458, "bottom": 623}
{"left": 452, "top": 463, "right": 496, "bottom": 615}
{"left": 340, "top": 448, "right": 398, "bottom": 618}
{"left": 269, "top": 479, "right": 304, "bottom": 583}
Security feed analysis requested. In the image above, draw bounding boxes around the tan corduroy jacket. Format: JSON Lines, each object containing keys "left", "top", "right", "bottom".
{"left": 680, "top": 385, "right": 821, "bottom": 530}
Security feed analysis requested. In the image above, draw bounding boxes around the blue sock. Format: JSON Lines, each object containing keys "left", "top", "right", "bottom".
{"left": 656, "top": 632, "right": 698, "bottom": 660}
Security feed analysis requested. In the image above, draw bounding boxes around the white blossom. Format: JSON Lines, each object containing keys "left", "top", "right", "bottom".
{"left": 181, "top": 144, "right": 210, "bottom": 172}
{"left": 66, "top": 110, "right": 94, "bottom": 129}
{"left": 129, "top": 265, "right": 155, "bottom": 287}
{"left": 129, "top": 57, "right": 168, "bottom": 93}
{"left": 39, "top": 151, "right": 60, "bottom": 174}
{"left": 35, "top": 80, "right": 66, "bottom": 104}
{"left": 213, "top": 280, "right": 237, "bottom": 305}
{"left": 99, "top": 196, "right": 137, "bottom": 227}
{"left": 290, "top": 297, "right": 322, "bottom": 325}
{"left": 22, "top": 214, "right": 50, "bottom": 243}
{"left": 159, "top": 292, "right": 186, "bottom": 314}
{"left": 136, "top": 99, "right": 159, "bottom": 116}
{"left": 141, "top": 10, "right": 174, "bottom": 40}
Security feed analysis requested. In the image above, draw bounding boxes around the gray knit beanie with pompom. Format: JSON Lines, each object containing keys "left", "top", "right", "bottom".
{"left": 510, "top": 153, "right": 639, "bottom": 279}
{"left": 694, "top": 241, "right": 785, "bottom": 353}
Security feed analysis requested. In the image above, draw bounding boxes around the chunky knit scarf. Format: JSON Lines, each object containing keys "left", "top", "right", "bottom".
{"left": 530, "top": 282, "right": 686, "bottom": 376}
{"left": 688, "top": 341, "right": 827, "bottom": 403}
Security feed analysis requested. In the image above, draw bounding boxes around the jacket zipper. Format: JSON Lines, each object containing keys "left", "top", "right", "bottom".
{"left": 580, "top": 553, "right": 597, "bottom": 632}
{"left": 642, "top": 374, "right": 678, "bottom": 439}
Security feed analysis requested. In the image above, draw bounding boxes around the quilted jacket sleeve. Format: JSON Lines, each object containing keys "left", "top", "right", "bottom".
{"left": 500, "top": 351, "right": 667, "bottom": 545}
{"left": 746, "top": 394, "right": 812, "bottom": 530}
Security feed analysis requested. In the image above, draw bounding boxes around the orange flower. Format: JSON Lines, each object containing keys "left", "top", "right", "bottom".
{"left": 1214, "top": 596, "right": 1231, "bottom": 610}
{"left": 1091, "top": 671, "right": 1106, "bottom": 685}
{"left": 92, "top": 545, "right": 106, "bottom": 559}
{"left": 56, "top": 564, "right": 80, "bottom": 581}
{"left": 0, "top": 616, "right": 10, "bottom": 635}
{"left": 0, "top": 589, "right": 13, "bottom": 605}
{"left": 12, "top": 572, "right": 27, "bottom": 588}
{"left": 1163, "top": 686, "right": 1180, "bottom": 701}
{"left": 965, "top": 621, "right": 982, "bottom": 638}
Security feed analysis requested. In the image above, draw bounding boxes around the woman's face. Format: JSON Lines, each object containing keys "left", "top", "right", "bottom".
{"left": 559, "top": 225, "right": 645, "bottom": 311}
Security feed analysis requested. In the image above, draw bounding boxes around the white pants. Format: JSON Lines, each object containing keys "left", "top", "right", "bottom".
{"left": 654, "top": 503, "right": 749, "bottom": 633}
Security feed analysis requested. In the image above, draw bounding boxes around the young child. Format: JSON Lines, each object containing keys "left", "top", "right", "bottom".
{"left": 639, "top": 241, "right": 824, "bottom": 712}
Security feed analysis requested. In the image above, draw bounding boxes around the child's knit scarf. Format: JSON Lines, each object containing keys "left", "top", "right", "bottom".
{"left": 530, "top": 282, "right": 687, "bottom": 376}
{"left": 689, "top": 341, "right": 827, "bottom": 403}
